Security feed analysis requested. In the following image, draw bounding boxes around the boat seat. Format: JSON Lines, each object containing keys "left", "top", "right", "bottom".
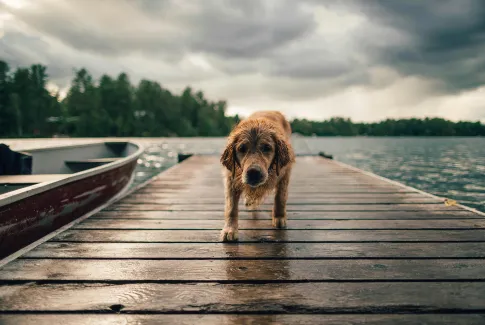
{"left": 64, "top": 157, "right": 121, "bottom": 172}
{"left": 0, "top": 174, "right": 69, "bottom": 184}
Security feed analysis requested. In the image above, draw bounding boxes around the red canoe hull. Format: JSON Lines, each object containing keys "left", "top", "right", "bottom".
{"left": 0, "top": 160, "right": 137, "bottom": 258}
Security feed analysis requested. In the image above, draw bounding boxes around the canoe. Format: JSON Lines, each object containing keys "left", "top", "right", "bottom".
{"left": 0, "top": 141, "right": 143, "bottom": 258}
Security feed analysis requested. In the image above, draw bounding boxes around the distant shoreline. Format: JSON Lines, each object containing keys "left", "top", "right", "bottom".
{"left": 2, "top": 135, "right": 485, "bottom": 141}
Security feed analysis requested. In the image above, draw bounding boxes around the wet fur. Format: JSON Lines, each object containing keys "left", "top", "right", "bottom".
{"left": 220, "top": 111, "right": 295, "bottom": 241}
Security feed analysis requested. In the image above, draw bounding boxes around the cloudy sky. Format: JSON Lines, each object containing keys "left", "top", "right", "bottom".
{"left": 1, "top": 0, "right": 485, "bottom": 122}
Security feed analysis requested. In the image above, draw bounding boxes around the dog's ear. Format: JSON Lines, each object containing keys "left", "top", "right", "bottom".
{"left": 221, "top": 139, "right": 240, "bottom": 178}
{"left": 272, "top": 135, "right": 292, "bottom": 176}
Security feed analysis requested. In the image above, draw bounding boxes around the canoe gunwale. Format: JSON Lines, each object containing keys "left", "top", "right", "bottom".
{"left": 0, "top": 141, "right": 144, "bottom": 208}
{"left": 0, "top": 150, "right": 183, "bottom": 267}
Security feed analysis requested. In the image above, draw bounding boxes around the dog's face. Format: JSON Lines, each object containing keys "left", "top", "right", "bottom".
{"left": 234, "top": 129, "right": 275, "bottom": 187}
{"left": 221, "top": 120, "right": 291, "bottom": 187}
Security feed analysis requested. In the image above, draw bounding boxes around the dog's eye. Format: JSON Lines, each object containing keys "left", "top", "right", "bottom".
{"left": 261, "top": 144, "right": 272, "bottom": 153}
{"left": 238, "top": 144, "right": 247, "bottom": 153}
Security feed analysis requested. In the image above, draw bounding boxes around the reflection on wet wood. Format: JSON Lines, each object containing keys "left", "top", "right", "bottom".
{"left": 128, "top": 192, "right": 435, "bottom": 199}
{"left": 53, "top": 229, "right": 485, "bottom": 242}
{"left": 120, "top": 196, "right": 442, "bottom": 204}
{"left": 1, "top": 155, "right": 484, "bottom": 322}
{"left": 25, "top": 242, "right": 485, "bottom": 259}
{"left": 3, "top": 258, "right": 485, "bottom": 281}
{"left": 94, "top": 209, "right": 481, "bottom": 220}
{"left": 1, "top": 314, "right": 485, "bottom": 325}
{"left": 105, "top": 203, "right": 463, "bottom": 212}
{"left": 73, "top": 218, "right": 485, "bottom": 230}
{"left": 1, "top": 282, "right": 485, "bottom": 312}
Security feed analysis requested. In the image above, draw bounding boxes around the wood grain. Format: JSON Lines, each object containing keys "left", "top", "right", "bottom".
{"left": 93, "top": 210, "right": 481, "bottom": 220}
{"left": 2, "top": 259, "right": 485, "bottom": 281}
{"left": 73, "top": 218, "right": 485, "bottom": 230}
{"left": 24, "top": 242, "right": 485, "bottom": 259}
{"left": 105, "top": 203, "right": 461, "bottom": 212}
{"left": 53, "top": 229, "right": 485, "bottom": 243}
{"left": 1, "top": 154, "right": 484, "bottom": 322}
{"left": 1, "top": 315, "right": 484, "bottom": 325}
{"left": 1, "top": 282, "right": 485, "bottom": 312}
{"left": 120, "top": 197, "right": 442, "bottom": 204}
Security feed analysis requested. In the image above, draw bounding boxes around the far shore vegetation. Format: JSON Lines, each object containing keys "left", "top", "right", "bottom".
{"left": 1, "top": 60, "right": 484, "bottom": 138}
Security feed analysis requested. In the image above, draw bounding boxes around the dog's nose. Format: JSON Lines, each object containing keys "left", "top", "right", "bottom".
{"left": 246, "top": 167, "right": 263, "bottom": 186}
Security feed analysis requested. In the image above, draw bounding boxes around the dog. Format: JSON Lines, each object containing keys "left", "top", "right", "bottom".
{"left": 220, "top": 111, "right": 295, "bottom": 242}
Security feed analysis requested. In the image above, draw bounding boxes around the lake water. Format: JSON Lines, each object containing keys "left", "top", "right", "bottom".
{"left": 4, "top": 137, "right": 485, "bottom": 212}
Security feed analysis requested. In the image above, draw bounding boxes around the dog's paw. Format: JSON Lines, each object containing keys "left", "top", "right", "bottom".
{"left": 220, "top": 226, "right": 239, "bottom": 242}
{"left": 272, "top": 217, "right": 287, "bottom": 228}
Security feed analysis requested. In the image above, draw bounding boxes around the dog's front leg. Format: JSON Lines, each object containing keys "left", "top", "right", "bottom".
{"left": 220, "top": 175, "right": 241, "bottom": 242}
{"left": 273, "top": 170, "right": 291, "bottom": 228}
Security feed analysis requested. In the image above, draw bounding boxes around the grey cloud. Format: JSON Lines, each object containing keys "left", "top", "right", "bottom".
{"left": 3, "top": 0, "right": 485, "bottom": 101}
{"left": 331, "top": 0, "right": 485, "bottom": 92}
{"left": 7, "top": 0, "right": 315, "bottom": 60}
{"left": 5, "top": 1, "right": 185, "bottom": 60}
{"left": 0, "top": 30, "right": 71, "bottom": 84}
{"left": 264, "top": 43, "right": 361, "bottom": 80}
{"left": 0, "top": 27, "right": 131, "bottom": 88}
{"left": 187, "top": 0, "right": 316, "bottom": 58}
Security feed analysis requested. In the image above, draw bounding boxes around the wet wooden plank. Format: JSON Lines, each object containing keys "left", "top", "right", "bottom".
{"left": 128, "top": 192, "right": 429, "bottom": 199}
{"left": 139, "top": 183, "right": 418, "bottom": 189}
{"left": 145, "top": 182, "right": 412, "bottom": 189}
{"left": 23, "top": 242, "right": 485, "bottom": 259}
{"left": 120, "top": 197, "right": 442, "bottom": 204}
{"left": 105, "top": 203, "right": 461, "bottom": 211}
{"left": 150, "top": 181, "right": 408, "bottom": 188}
{"left": 2, "top": 258, "right": 485, "bottom": 281}
{"left": 1, "top": 155, "right": 484, "bottom": 322}
{"left": 136, "top": 188, "right": 418, "bottom": 194}
{"left": 73, "top": 218, "right": 485, "bottom": 230}
{"left": 93, "top": 210, "right": 481, "bottom": 220}
{"left": 1, "top": 282, "right": 485, "bottom": 313}
{"left": 148, "top": 177, "right": 407, "bottom": 183}
{"left": 0, "top": 314, "right": 484, "bottom": 325}
{"left": 1, "top": 315, "right": 484, "bottom": 325}
{"left": 53, "top": 229, "right": 485, "bottom": 243}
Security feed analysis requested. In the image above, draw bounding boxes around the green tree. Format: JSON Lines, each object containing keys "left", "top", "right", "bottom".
{"left": 64, "top": 68, "right": 101, "bottom": 136}
{"left": 1, "top": 58, "right": 484, "bottom": 138}
{"left": 10, "top": 67, "right": 33, "bottom": 136}
{"left": 0, "top": 60, "right": 13, "bottom": 136}
{"left": 114, "top": 73, "right": 134, "bottom": 136}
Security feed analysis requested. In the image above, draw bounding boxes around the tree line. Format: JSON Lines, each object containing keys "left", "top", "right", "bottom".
{"left": 292, "top": 117, "right": 485, "bottom": 136}
{"left": 1, "top": 60, "right": 484, "bottom": 138}
{"left": 0, "top": 60, "right": 238, "bottom": 137}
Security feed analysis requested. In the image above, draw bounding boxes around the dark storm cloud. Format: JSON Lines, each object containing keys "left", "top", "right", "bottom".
{"left": 6, "top": 0, "right": 315, "bottom": 60}
{"left": 0, "top": 29, "right": 71, "bottom": 82}
{"left": 0, "top": 27, "right": 129, "bottom": 88}
{"left": 186, "top": 0, "right": 316, "bottom": 58}
{"left": 328, "top": 0, "right": 485, "bottom": 91}
{"left": 3, "top": 0, "right": 485, "bottom": 95}
{"left": 4, "top": 9, "right": 183, "bottom": 61}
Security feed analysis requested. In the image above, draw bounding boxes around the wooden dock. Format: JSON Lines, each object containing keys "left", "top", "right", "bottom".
{"left": 1, "top": 155, "right": 485, "bottom": 324}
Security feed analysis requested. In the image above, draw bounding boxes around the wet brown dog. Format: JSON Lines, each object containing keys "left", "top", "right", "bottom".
{"left": 220, "top": 111, "right": 295, "bottom": 241}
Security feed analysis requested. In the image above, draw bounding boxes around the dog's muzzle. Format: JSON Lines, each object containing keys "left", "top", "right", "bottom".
{"left": 244, "top": 166, "right": 265, "bottom": 187}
